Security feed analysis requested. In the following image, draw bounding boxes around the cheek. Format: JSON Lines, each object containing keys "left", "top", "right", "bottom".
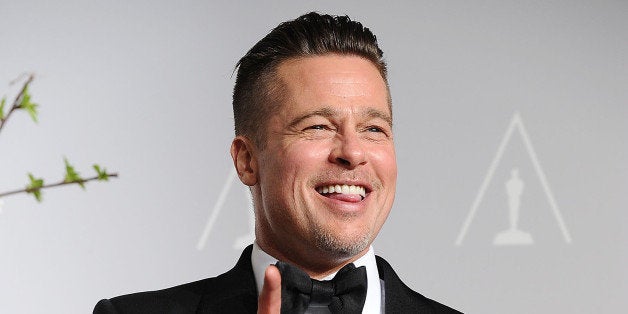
{"left": 263, "top": 143, "right": 328, "bottom": 194}
{"left": 284, "top": 142, "right": 330, "bottom": 167}
{"left": 291, "top": 140, "right": 330, "bottom": 155}
{"left": 369, "top": 146, "right": 397, "bottom": 180}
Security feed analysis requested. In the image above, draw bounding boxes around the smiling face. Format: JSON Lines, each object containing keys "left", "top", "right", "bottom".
{"left": 232, "top": 54, "right": 396, "bottom": 273}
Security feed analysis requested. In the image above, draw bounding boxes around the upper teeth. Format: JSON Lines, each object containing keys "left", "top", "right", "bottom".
{"left": 316, "top": 184, "right": 366, "bottom": 198}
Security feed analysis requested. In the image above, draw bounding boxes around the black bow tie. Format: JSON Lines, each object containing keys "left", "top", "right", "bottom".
{"left": 275, "top": 261, "right": 367, "bottom": 314}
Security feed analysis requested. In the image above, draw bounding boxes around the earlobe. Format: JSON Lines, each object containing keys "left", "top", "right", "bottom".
{"left": 230, "top": 136, "right": 258, "bottom": 186}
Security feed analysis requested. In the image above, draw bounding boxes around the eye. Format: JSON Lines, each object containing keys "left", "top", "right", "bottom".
{"left": 366, "top": 126, "right": 384, "bottom": 133}
{"left": 362, "top": 124, "right": 391, "bottom": 140}
{"left": 365, "top": 125, "right": 390, "bottom": 135}
{"left": 305, "top": 124, "right": 329, "bottom": 131}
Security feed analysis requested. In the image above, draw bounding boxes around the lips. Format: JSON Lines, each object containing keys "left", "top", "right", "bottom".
{"left": 316, "top": 184, "right": 367, "bottom": 202}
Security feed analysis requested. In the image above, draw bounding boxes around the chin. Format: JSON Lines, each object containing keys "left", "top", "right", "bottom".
{"left": 313, "top": 228, "right": 372, "bottom": 258}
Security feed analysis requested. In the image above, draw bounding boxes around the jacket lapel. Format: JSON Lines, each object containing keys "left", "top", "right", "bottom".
{"left": 376, "top": 256, "right": 437, "bottom": 313}
{"left": 196, "top": 245, "right": 259, "bottom": 313}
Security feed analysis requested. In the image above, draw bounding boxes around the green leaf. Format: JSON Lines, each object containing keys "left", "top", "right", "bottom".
{"left": 18, "top": 86, "right": 39, "bottom": 123}
{"left": 64, "top": 158, "right": 85, "bottom": 189}
{"left": 0, "top": 96, "right": 6, "bottom": 120}
{"left": 93, "top": 164, "right": 109, "bottom": 181}
{"left": 26, "top": 173, "right": 44, "bottom": 202}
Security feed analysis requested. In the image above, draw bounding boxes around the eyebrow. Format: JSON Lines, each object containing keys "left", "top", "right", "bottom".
{"left": 364, "top": 108, "right": 393, "bottom": 127}
{"left": 288, "top": 107, "right": 393, "bottom": 128}
{"left": 288, "top": 108, "right": 337, "bottom": 128}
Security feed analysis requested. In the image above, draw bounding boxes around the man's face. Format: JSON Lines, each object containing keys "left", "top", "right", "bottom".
{"left": 253, "top": 54, "right": 397, "bottom": 268}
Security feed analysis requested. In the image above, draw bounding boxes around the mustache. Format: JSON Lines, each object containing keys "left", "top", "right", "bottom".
{"left": 310, "top": 169, "right": 382, "bottom": 190}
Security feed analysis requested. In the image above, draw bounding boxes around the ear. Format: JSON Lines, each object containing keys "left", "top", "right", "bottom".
{"left": 230, "top": 136, "right": 258, "bottom": 186}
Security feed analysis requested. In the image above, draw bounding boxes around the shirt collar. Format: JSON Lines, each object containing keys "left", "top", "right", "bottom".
{"left": 251, "top": 242, "right": 381, "bottom": 313}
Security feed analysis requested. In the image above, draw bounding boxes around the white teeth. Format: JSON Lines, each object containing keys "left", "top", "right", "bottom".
{"left": 316, "top": 184, "right": 367, "bottom": 198}
{"left": 341, "top": 185, "right": 349, "bottom": 194}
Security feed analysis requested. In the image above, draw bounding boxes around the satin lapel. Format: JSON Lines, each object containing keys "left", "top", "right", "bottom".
{"left": 196, "top": 245, "right": 259, "bottom": 313}
{"left": 376, "top": 256, "right": 435, "bottom": 314}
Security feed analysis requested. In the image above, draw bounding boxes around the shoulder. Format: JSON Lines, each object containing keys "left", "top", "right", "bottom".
{"left": 94, "top": 272, "right": 254, "bottom": 314}
{"left": 94, "top": 246, "right": 258, "bottom": 314}
{"left": 375, "top": 256, "right": 463, "bottom": 314}
{"left": 93, "top": 278, "right": 212, "bottom": 314}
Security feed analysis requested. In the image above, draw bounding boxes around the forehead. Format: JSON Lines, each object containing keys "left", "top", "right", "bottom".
{"left": 275, "top": 54, "right": 390, "bottom": 115}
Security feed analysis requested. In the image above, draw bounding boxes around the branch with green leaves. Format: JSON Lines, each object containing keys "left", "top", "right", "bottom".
{"left": 0, "top": 74, "right": 118, "bottom": 203}
{"left": 0, "top": 73, "right": 38, "bottom": 133}
{"left": 0, "top": 159, "right": 118, "bottom": 202}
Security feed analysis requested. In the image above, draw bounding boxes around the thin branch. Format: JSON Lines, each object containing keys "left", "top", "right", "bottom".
{"left": 0, "top": 73, "right": 35, "bottom": 135}
{"left": 0, "top": 172, "right": 118, "bottom": 199}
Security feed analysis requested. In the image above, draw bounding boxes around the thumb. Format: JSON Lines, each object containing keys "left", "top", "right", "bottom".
{"left": 257, "top": 264, "right": 282, "bottom": 314}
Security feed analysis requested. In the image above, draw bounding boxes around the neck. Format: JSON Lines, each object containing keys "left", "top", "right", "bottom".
{"left": 256, "top": 239, "right": 369, "bottom": 279}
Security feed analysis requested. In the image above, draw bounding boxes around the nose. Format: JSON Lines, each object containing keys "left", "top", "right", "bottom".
{"left": 328, "top": 131, "right": 366, "bottom": 169}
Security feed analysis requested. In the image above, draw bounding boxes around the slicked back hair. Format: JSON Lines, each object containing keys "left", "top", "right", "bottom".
{"left": 232, "top": 12, "right": 389, "bottom": 148}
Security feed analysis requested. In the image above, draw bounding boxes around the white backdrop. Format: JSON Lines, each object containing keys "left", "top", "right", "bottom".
{"left": 1, "top": 1, "right": 626, "bottom": 313}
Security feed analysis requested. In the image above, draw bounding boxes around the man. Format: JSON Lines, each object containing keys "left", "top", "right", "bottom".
{"left": 94, "top": 12, "right": 461, "bottom": 314}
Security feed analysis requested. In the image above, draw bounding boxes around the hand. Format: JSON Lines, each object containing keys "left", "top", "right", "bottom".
{"left": 257, "top": 264, "right": 282, "bottom": 314}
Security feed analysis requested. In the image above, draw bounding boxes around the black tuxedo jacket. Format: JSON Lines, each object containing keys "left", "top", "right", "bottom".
{"left": 94, "top": 245, "right": 461, "bottom": 313}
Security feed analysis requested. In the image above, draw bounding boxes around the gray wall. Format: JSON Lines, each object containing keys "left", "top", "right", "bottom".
{"left": 1, "top": 1, "right": 626, "bottom": 313}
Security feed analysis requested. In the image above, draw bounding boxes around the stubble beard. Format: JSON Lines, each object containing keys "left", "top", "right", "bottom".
{"left": 312, "top": 221, "right": 373, "bottom": 259}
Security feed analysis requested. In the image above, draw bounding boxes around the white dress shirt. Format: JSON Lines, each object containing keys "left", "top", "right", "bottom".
{"left": 251, "top": 242, "right": 382, "bottom": 314}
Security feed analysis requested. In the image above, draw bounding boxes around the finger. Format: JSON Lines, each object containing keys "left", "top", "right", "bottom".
{"left": 257, "top": 265, "right": 282, "bottom": 314}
